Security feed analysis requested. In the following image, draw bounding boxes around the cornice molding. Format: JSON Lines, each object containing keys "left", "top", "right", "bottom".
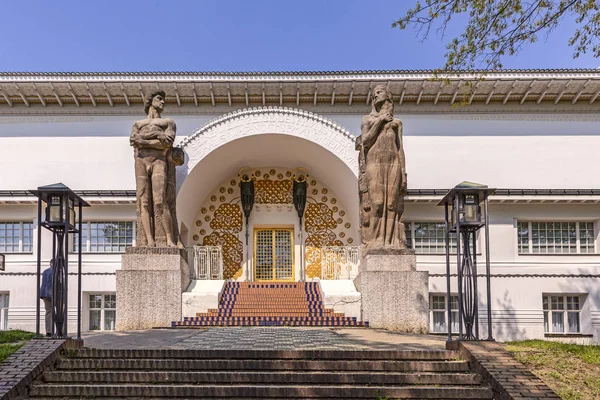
{"left": 3, "top": 70, "right": 600, "bottom": 110}
{"left": 2, "top": 69, "right": 600, "bottom": 81}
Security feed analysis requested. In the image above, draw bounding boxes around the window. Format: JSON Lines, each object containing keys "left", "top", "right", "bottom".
{"left": 0, "top": 222, "right": 33, "bottom": 253}
{"left": 0, "top": 294, "right": 8, "bottom": 330}
{"left": 88, "top": 293, "right": 116, "bottom": 331}
{"left": 405, "top": 222, "right": 474, "bottom": 254}
{"left": 430, "top": 294, "right": 459, "bottom": 333}
{"left": 74, "top": 222, "right": 134, "bottom": 253}
{"left": 518, "top": 221, "right": 595, "bottom": 254}
{"left": 543, "top": 295, "right": 582, "bottom": 334}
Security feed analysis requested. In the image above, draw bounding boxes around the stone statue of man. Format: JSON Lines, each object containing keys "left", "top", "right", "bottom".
{"left": 130, "top": 90, "right": 183, "bottom": 247}
{"left": 356, "top": 84, "right": 409, "bottom": 254}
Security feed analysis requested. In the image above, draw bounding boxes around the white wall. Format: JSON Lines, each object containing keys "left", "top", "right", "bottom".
{"left": 2, "top": 111, "right": 600, "bottom": 190}
{"left": 408, "top": 202, "right": 600, "bottom": 343}
{"left": 1, "top": 107, "right": 600, "bottom": 339}
{"left": 0, "top": 203, "right": 134, "bottom": 333}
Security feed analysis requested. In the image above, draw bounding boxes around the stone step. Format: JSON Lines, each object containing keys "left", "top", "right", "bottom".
{"left": 29, "top": 383, "right": 494, "bottom": 398}
{"left": 73, "top": 349, "right": 461, "bottom": 360}
{"left": 173, "top": 320, "right": 368, "bottom": 327}
{"left": 194, "top": 312, "right": 343, "bottom": 317}
{"left": 182, "top": 316, "right": 358, "bottom": 321}
{"left": 57, "top": 359, "right": 470, "bottom": 372}
{"left": 42, "top": 370, "right": 482, "bottom": 385}
{"left": 184, "top": 316, "right": 357, "bottom": 321}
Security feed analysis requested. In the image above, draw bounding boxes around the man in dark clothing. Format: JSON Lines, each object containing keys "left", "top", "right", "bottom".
{"left": 40, "top": 260, "right": 53, "bottom": 336}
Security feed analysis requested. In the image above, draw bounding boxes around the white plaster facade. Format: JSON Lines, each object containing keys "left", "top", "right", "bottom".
{"left": 0, "top": 70, "right": 599, "bottom": 342}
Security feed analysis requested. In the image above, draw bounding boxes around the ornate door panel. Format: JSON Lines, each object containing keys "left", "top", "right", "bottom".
{"left": 254, "top": 228, "right": 294, "bottom": 281}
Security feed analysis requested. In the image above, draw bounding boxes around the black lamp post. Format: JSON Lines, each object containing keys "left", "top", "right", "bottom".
{"left": 438, "top": 181, "right": 495, "bottom": 341}
{"left": 0, "top": 253, "right": 4, "bottom": 271}
{"left": 292, "top": 168, "right": 308, "bottom": 281}
{"left": 238, "top": 167, "right": 255, "bottom": 281}
{"left": 30, "top": 183, "right": 89, "bottom": 339}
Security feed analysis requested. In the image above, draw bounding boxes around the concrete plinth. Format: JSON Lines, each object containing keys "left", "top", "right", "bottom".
{"left": 116, "top": 247, "right": 190, "bottom": 330}
{"left": 355, "top": 253, "right": 429, "bottom": 332}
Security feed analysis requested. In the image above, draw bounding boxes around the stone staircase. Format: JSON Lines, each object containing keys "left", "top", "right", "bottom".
{"left": 28, "top": 348, "right": 494, "bottom": 399}
{"left": 173, "top": 281, "right": 368, "bottom": 327}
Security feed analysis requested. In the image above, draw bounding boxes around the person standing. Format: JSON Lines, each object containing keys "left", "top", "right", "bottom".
{"left": 40, "top": 260, "right": 54, "bottom": 337}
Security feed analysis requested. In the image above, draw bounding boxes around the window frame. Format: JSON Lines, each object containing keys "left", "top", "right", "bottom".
{"left": 517, "top": 221, "right": 596, "bottom": 255}
{"left": 429, "top": 293, "right": 459, "bottom": 334}
{"left": 0, "top": 221, "right": 33, "bottom": 254}
{"left": 88, "top": 292, "right": 116, "bottom": 332}
{"left": 0, "top": 293, "right": 9, "bottom": 331}
{"left": 405, "top": 221, "right": 477, "bottom": 254}
{"left": 73, "top": 221, "right": 135, "bottom": 253}
{"left": 543, "top": 294, "right": 583, "bottom": 334}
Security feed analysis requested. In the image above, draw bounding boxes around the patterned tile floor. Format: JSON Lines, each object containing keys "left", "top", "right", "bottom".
{"left": 82, "top": 327, "right": 445, "bottom": 350}
{"left": 171, "top": 328, "right": 365, "bottom": 350}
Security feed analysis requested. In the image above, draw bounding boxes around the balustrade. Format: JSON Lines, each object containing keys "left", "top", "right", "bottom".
{"left": 193, "top": 246, "right": 223, "bottom": 280}
{"left": 320, "top": 246, "right": 360, "bottom": 280}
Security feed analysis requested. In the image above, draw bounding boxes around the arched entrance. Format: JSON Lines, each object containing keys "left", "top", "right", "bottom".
{"left": 177, "top": 107, "right": 359, "bottom": 281}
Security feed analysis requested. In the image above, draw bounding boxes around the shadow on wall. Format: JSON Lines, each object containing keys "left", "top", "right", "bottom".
{"left": 494, "top": 290, "right": 527, "bottom": 342}
{"left": 175, "top": 149, "right": 190, "bottom": 192}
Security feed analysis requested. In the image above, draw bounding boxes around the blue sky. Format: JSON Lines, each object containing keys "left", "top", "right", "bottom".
{"left": 1, "top": 0, "right": 597, "bottom": 72}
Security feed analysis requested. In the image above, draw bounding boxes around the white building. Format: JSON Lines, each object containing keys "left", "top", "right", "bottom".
{"left": 0, "top": 70, "right": 599, "bottom": 342}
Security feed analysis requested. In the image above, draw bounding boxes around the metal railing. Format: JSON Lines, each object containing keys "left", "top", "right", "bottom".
{"left": 321, "top": 246, "right": 360, "bottom": 280}
{"left": 193, "top": 246, "right": 223, "bottom": 280}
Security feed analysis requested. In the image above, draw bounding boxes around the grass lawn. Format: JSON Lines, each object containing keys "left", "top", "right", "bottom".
{"left": 505, "top": 340, "right": 600, "bottom": 400}
{"left": 0, "top": 330, "right": 35, "bottom": 363}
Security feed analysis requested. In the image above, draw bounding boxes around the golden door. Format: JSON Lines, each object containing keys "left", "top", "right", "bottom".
{"left": 254, "top": 228, "right": 294, "bottom": 281}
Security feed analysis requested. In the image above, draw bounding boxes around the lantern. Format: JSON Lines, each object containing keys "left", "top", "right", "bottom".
{"left": 438, "top": 181, "right": 495, "bottom": 341}
{"left": 29, "top": 183, "right": 89, "bottom": 339}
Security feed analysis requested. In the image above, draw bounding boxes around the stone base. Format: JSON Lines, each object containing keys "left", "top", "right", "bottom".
{"left": 116, "top": 247, "right": 190, "bottom": 330}
{"left": 355, "top": 254, "right": 429, "bottom": 332}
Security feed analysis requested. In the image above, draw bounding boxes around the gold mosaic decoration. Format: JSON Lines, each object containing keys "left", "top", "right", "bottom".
{"left": 254, "top": 179, "right": 293, "bottom": 204}
{"left": 210, "top": 204, "right": 243, "bottom": 232}
{"left": 304, "top": 202, "right": 343, "bottom": 278}
{"left": 203, "top": 231, "right": 243, "bottom": 279}
{"left": 194, "top": 202, "right": 245, "bottom": 279}
{"left": 194, "top": 167, "right": 356, "bottom": 281}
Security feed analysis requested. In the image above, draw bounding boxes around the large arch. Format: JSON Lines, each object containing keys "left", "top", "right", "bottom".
{"left": 176, "top": 107, "right": 359, "bottom": 242}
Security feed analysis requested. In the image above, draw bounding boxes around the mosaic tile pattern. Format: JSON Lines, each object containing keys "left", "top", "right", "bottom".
{"left": 172, "top": 327, "right": 367, "bottom": 350}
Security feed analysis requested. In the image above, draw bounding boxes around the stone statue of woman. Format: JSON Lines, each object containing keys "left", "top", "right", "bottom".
{"left": 357, "top": 84, "right": 409, "bottom": 254}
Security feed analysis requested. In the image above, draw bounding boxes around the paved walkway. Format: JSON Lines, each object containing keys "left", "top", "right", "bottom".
{"left": 82, "top": 328, "right": 445, "bottom": 350}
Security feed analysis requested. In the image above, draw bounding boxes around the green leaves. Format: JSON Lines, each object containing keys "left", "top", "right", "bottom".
{"left": 393, "top": 0, "right": 600, "bottom": 71}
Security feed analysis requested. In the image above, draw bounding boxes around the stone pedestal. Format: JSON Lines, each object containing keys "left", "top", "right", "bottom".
{"left": 116, "top": 247, "right": 190, "bottom": 330}
{"left": 354, "top": 253, "right": 429, "bottom": 332}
